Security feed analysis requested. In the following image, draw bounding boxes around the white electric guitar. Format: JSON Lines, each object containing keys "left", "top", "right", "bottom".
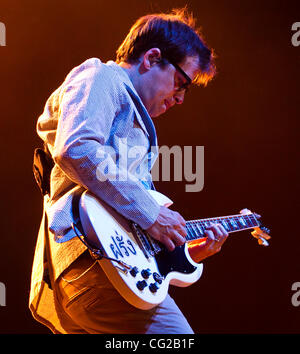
{"left": 74, "top": 190, "right": 271, "bottom": 310}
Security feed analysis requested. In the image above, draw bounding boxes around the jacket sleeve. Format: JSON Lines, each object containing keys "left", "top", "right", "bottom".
{"left": 52, "top": 59, "right": 160, "bottom": 230}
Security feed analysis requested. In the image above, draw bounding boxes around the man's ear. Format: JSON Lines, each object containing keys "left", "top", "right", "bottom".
{"left": 142, "top": 48, "right": 162, "bottom": 70}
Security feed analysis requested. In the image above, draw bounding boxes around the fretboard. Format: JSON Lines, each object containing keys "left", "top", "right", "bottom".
{"left": 186, "top": 213, "right": 259, "bottom": 241}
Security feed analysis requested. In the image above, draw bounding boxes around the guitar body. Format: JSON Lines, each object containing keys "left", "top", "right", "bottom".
{"left": 79, "top": 190, "right": 203, "bottom": 310}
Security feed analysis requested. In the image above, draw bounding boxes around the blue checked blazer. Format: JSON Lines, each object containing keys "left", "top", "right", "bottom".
{"left": 37, "top": 58, "right": 160, "bottom": 242}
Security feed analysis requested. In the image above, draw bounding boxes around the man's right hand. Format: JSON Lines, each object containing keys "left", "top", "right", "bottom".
{"left": 146, "top": 206, "right": 187, "bottom": 251}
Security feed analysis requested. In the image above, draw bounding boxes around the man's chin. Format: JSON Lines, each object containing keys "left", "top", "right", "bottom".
{"left": 150, "top": 106, "right": 166, "bottom": 118}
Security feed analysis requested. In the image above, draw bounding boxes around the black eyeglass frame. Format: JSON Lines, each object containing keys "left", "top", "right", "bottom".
{"left": 166, "top": 59, "right": 192, "bottom": 92}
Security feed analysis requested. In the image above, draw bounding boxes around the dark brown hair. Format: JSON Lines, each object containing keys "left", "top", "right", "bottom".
{"left": 116, "top": 8, "right": 216, "bottom": 86}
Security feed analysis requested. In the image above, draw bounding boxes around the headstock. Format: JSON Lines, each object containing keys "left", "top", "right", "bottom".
{"left": 251, "top": 226, "right": 271, "bottom": 246}
{"left": 240, "top": 208, "right": 271, "bottom": 246}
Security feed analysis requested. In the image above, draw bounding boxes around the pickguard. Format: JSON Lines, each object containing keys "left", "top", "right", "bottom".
{"left": 154, "top": 245, "right": 197, "bottom": 277}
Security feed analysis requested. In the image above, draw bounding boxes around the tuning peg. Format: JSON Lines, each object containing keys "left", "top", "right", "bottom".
{"left": 257, "top": 237, "right": 269, "bottom": 247}
{"left": 260, "top": 226, "right": 270, "bottom": 234}
{"left": 251, "top": 227, "right": 271, "bottom": 246}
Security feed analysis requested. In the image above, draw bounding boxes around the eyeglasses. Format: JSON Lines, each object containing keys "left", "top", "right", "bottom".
{"left": 167, "top": 60, "right": 192, "bottom": 93}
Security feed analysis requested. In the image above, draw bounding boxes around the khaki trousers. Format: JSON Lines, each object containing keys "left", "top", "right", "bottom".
{"left": 54, "top": 251, "right": 194, "bottom": 334}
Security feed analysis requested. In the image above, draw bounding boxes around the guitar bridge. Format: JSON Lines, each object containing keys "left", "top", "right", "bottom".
{"left": 130, "top": 223, "right": 161, "bottom": 258}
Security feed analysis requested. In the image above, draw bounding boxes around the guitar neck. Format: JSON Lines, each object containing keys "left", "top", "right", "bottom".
{"left": 186, "top": 213, "right": 259, "bottom": 242}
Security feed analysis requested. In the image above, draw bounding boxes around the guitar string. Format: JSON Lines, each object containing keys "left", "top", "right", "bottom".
{"left": 185, "top": 215, "right": 258, "bottom": 240}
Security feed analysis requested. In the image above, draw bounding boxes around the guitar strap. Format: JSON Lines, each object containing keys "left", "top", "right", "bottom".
{"left": 33, "top": 146, "right": 55, "bottom": 290}
{"left": 42, "top": 199, "right": 54, "bottom": 290}
{"left": 33, "top": 143, "right": 54, "bottom": 196}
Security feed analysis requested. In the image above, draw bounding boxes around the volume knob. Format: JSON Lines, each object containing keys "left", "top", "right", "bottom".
{"left": 141, "top": 268, "right": 151, "bottom": 279}
{"left": 153, "top": 272, "right": 163, "bottom": 284}
{"left": 149, "top": 283, "right": 159, "bottom": 293}
{"left": 136, "top": 280, "right": 147, "bottom": 291}
{"left": 129, "top": 266, "right": 139, "bottom": 277}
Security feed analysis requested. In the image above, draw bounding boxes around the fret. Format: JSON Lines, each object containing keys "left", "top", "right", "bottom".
{"left": 186, "top": 221, "right": 205, "bottom": 241}
{"left": 220, "top": 219, "right": 230, "bottom": 232}
{"left": 195, "top": 223, "right": 205, "bottom": 236}
{"left": 193, "top": 222, "right": 202, "bottom": 238}
{"left": 230, "top": 218, "right": 238, "bottom": 230}
{"left": 203, "top": 221, "right": 210, "bottom": 228}
{"left": 238, "top": 216, "right": 247, "bottom": 227}
{"left": 241, "top": 215, "right": 258, "bottom": 228}
{"left": 190, "top": 223, "right": 198, "bottom": 236}
{"left": 186, "top": 223, "right": 197, "bottom": 241}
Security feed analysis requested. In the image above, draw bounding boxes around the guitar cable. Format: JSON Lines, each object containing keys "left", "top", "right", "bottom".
{"left": 71, "top": 222, "right": 133, "bottom": 271}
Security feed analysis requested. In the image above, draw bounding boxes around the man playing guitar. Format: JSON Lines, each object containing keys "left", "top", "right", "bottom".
{"left": 30, "top": 8, "right": 230, "bottom": 334}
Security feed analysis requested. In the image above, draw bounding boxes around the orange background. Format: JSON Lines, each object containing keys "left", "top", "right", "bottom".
{"left": 0, "top": 0, "right": 299, "bottom": 333}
